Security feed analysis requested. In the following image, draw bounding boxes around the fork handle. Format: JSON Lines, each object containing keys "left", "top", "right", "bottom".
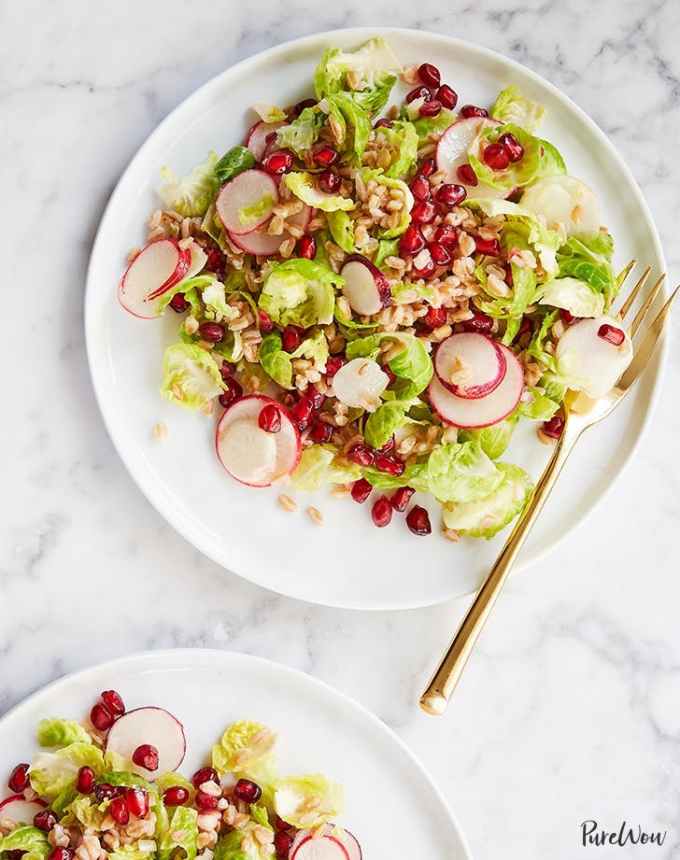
{"left": 420, "top": 425, "right": 579, "bottom": 715}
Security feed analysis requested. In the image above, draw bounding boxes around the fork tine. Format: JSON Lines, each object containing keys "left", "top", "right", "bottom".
{"left": 617, "top": 285, "right": 679, "bottom": 392}
{"left": 630, "top": 273, "right": 666, "bottom": 337}
{"left": 616, "top": 257, "right": 637, "bottom": 290}
{"left": 618, "top": 264, "right": 651, "bottom": 321}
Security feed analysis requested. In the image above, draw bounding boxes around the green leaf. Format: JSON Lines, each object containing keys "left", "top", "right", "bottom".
{"left": 291, "top": 446, "right": 361, "bottom": 491}
{"left": 326, "top": 210, "right": 356, "bottom": 253}
{"left": 373, "top": 238, "right": 400, "bottom": 271}
{"left": 314, "top": 37, "right": 401, "bottom": 102}
{"left": 345, "top": 332, "right": 432, "bottom": 398}
{"left": 362, "top": 461, "right": 429, "bottom": 492}
{"left": 259, "top": 333, "right": 293, "bottom": 389}
{"left": 284, "top": 171, "right": 355, "bottom": 212}
{"left": 160, "top": 343, "right": 225, "bottom": 410}
{"left": 526, "top": 309, "right": 558, "bottom": 371}
{"left": 0, "top": 827, "right": 50, "bottom": 860}
{"left": 325, "top": 92, "right": 372, "bottom": 164}
{"left": 459, "top": 416, "right": 517, "bottom": 460}
{"left": 212, "top": 721, "right": 277, "bottom": 787}
{"left": 519, "top": 387, "right": 560, "bottom": 420}
{"left": 364, "top": 400, "right": 411, "bottom": 449}
{"left": 426, "top": 441, "right": 503, "bottom": 504}
{"left": 276, "top": 107, "right": 325, "bottom": 157}
{"left": 159, "top": 151, "right": 220, "bottom": 217}
{"left": 539, "top": 276, "right": 605, "bottom": 318}
{"left": 259, "top": 258, "right": 340, "bottom": 328}
{"left": 37, "top": 719, "right": 92, "bottom": 749}
{"left": 373, "top": 120, "right": 419, "bottom": 179}
{"left": 469, "top": 123, "right": 543, "bottom": 192}
{"left": 274, "top": 775, "right": 343, "bottom": 830}
{"left": 536, "top": 139, "right": 566, "bottom": 178}
{"left": 410, "top": 109, "right": 456, "bottom": 142}
{"left": 491, "top": 86, "right": 545, "bottom": 132}
{"left": 556, "top": 233, "right": 617, "bottom": 306}
{"left": 215, "top": 146, "right": 256, "bottom": 183}
{"left": 30, "top": 744, "right": 105, "bottom": 800}
{"left": 158, "top": 806, "right": 198, "bottom": 860}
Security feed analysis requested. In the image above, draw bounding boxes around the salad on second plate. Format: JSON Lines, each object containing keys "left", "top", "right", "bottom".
{"left": 118, "top": 37, "right": 633, "bottom": 541}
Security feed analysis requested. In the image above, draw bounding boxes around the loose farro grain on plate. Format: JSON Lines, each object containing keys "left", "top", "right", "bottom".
{"left": 117, "top": 36, "right": 633, "bottom": 543}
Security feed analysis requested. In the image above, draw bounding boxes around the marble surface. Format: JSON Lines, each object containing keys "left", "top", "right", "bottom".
{"left": 2, "top": 1, "right": 680, "bottom": 857}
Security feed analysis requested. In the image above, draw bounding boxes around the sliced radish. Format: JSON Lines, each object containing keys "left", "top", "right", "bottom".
{"left": 229, "top": 204, "right": 312, "bottom": 256}
{"left": 291, "top": 832, "right": 349, "bottom": 860}
{"left": 436, "top": 117, "right": 507, "bottom": 200}
{"left": 118, "top": 239, "right": 190, "bottom": 319}
{"left": 216, "top": 169, "right": 278, "bottom": 236}
{"left": 246, "top": 120, "right": 285, "bottom": 161}
{"left": 340, "top": 255, "right": 391, "bottom": 315}
{"left": 0, "top": 794, "right": 47, "bottom": 825}
{"left": 434, "top": 333, "right": 507, "bottom": 399}
{"left": 331, "top": 358, "right": 389, "bottom": 412}
{"left": 105, "top": 707, "right": 186, "bottom": 778}
{"left": 520, "top": 175, "right": 601, "bottom": 236}
{"left": 215, "top": 395, "right": 301, "bottom": 487}
{"left": 555, "top": 314, "right": 632, "bottom": 398}
{"left": 429, "top": 344, "right": 524, "bottom": 428}
{"left": 328, "top": 829, "right": 362, "bottom": 860}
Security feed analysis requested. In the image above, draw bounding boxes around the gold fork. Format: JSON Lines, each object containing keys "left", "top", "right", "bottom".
{"left": 420, "top": 264, "right": 678, "bottom": 716}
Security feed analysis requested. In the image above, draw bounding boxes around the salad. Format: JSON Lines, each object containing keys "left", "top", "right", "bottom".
{"left": 118, "top": 37, "right": 633, "bottom": 541}
{"left": 0, "top": 688, "right": 359, "bottom": 860}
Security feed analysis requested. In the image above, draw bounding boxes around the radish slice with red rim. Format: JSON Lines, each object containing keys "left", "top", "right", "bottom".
{"left": 118, "top": 239, "right": 190, "bottom": 319}
{"left": 216, "top": 169, "right": 278, "bottom": 236}
{"left": 229, "top": 204, "right": 312, "bottom": 256}
{"left": 291, "top": 832, "right": 350, "bottom": 860}
{"left": 0, "top": 795, "right": 47, "bottom": 825}
{"left": 434, "top": 333, "right": 507, "bottom": 399}
{"left": 436, "top": 117, "right": 508, "bottom": 199}
{"left": 246, "top": 120, "right": 285, "bottom": 161}
{"left": 340, "top": 255, "right": 391, "bottom": 315}
{"left": 105, "top": 707, "right": 186, "bottom": 778}
{"left": 429, "top": 344, "right": 524, "bottom": 428}
{"left": 330, "top": 829, "right": 362, "bottom": 860}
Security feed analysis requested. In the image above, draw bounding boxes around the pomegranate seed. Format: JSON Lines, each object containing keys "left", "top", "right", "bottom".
{"left": 428, "top": 242, "right": 451, "bottom": 266}
{"left": 390, "top": 486, "right": 415, "bottom": 512}
{"left": 375, "top": 455, "right": 405, "bottom": 476}
{"left": 307, "top": 388, "right": 325, "bottom": 410}
{"left": 191, "top": 767, "right": 219, "bottom": 789}
{"left": 8, "top": 763, "right": 30, "bottom": 793}
{"left": 411, "top": 200, "right": 436, "bottom": 224}
{"left": 233, "top": 779, "right": 262, "bottom": 804}
{"left": 262, "top": 150, "right": 293, "bottom": 174}
{"left": 347, "top": 444, "right": 375, "bottom": 467}
{"left": 456, "top": 163, "right": 478, "bottom": 186}
{"left": 598, "top": 323, "right": 625, "bottom": 346}
{"left": 371, "top": 496, "right": 393, "bottom": 528}
{"left": 318, "top": 169, "right": 341, "bottom": 194}
{"left": 413, "top": 257, "right": 435, "bottom": 279}
{"left": 125, "top": 788, "right": 149, "bottom": 817}
{"left": 297, "top": 234, "right": 316, "bottom": 260}
{"left": 325, "top": 356, "right": 344, "bottom": 378}
{"left": 132, "top": 744, "right": 159, "bottom": 771}
{"left": 195, "top": 791, "right": 219, "bottom": 812}
{"left": 313, "top": 145, "right": 338, "bottom": 167}
{"left": 258, "top": 310, "right": 273, "bottom": 332}
{"left": 436, "top": 84, "right": 458, "bottom": 110}
{"left": 198, "top": 322, "right": 225, "bottom": 343}
{"left": 422, "top": 306, "right": 447, "bottom": 329}
{"left": 463, "top": 312, "right": 494, "bottom": 334}
{"left": 274, "top": 831, "right": 294, "bottom": 859}
{"left": 405, "top": 85, "right": 431, "bottom": 104}
{"left": 90, "top": 703, "right": 114, "bottom": 732}
{"left": 100, "top": 690, "right": 125, "bottom": 716}
{"left": 309, "top": 420, "right": 333, "bottom": 443}
{"left": 282, "top": 325, "right": 302, "bottom": 352}
{"left": 109, "top": 796, "right": 129, "bottom": 826}
{"left": 483, "top": 142, "right": 510, "bottom": 171}
{"left": 435, "top": 183, "right": 467, "bottom": 208}
{"left": 433, "top": 224, "right": 458, "bottom": 247}
{"left": 374, "top": 118, "right": 393, "bottom": 129}
{"left": 76, "top": 766, "right": 96, "bottom": 794}
{"left": 34, "top": 810, "right": 57, "bottom": 832}
{"left": 399, "top": 224, "right": 425, "bottom": 256}
{"left": 218, "top": 378, "right": 243, "bottom": 408}
{"left": 417, "top": 63, "right": 441, "bottom": 88}
{"left": 460, "top": 104, "right": 489, "bottom": 118}
{"left": 406, "top": 505, "right": 432, "bottom": 535}
{"left": 410, "top": 174, "right": 431, "bottom": 201}
{"left": 204, "top": 245, "right": 224, "bottom": 272}
{"left": 48, "top": 850, "right": 74, "bottom": 860}
{"left": 163, "top": 786, "right": 190, "bottom": 807}
{"left": 259, "top": 404, "right": 282, "bottom": 433}
{"left": 169, "top": 293, "right": 189, "bottom": 313}
{"left": 351, "top": 478, "right": 373, "bottom": 503}
{"left": 378, "top": 436, "right": 395, "bottom": 455}
{"left": 419, "top": 158, "right": 436, "bottom": 177}
{"left": 542, "top": 415, "right": 565, "bottom": 439}
{"left": 498, "top": 132, "right": 524, "bottom": 162}
{"left": 474, "top": 237, "right": 501, "bottom": 256}
{"left": 419, "top": 99, "right": 441, "bottom": 118}
{"left": 290, "top": 396, "right": 314, "bottom": 429}
{"left": 94, "top": 783, "right": 118, "bottom": 802}
{"left": 292, "top": 98, "right": 316, "bottom": 116}
{"left": 560, "top": 308, "right": 575, "bottom": 325}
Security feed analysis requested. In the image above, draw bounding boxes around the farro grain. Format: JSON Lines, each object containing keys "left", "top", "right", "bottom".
{"left": 278, "top": 494, "right": 297, "bottom": 512}
{"left": 307, "top": 506, "right": 323, "bottom": 526}
{"left": 152, "top": 422, "right": 167, "bottom": 441}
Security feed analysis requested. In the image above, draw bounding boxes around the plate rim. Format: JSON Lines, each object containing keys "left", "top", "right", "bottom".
{"left": 85, "top": 26, "right": 668, "bottom": 611}
{"left": 0, "top": 648, "right": 473, "bottom": 859}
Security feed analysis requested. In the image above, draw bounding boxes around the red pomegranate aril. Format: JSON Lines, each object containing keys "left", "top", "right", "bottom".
{"left": 325, "top": 356, "right": 344, "bottom": 378}
{"left": 48, "top": 849, "right": 74, "bottom": 860}
{"left": 163, "top": 786, "right": 190, "bottom": 807}
{"left": 169, "top": 293, "right": 189, "bottom": 313}
{"left": 474, "top": 237, "right": 501, "bottom": 256}
{"left": 560, "top": 308, "right": 575, "bottom": 325}
{"left": 436, "top": 84, "right": 458, "bottom": 110}
{"left": 413, "top": 258, "right": 435, "bottom": 279}
{"left": 542, "top": 415, "right": 565, "bottom": 439}
{"left": 417, "top": 63, "right": 441, "bottom": 88}
{"left": 297, "top": 234, "right": 316, "bottom": 260}
{"left": 422, "top": 306, "right": 447, "bottom": 330}
{"left": 374, "top": 118, "right": 393, "bottom": 129}
{"left": 405, "top": 85, "right": 431, "bottom": 104}
{"left": 419, "top": 158, "right": 436, "bottom": 177}
{"left": 498, "top": 132, "right": 524, "bottom": 162}
{"left": 410, "top": 174, "right": 431, "bottom": 201}
{"left": 598, "top": 323, "right": 625, "bottom": 346}
{"left": 94, "top": 783, "right": 117, "bottom": 802}
{"left": 282, "top": 325, "right": 302, "bottom": 352}
{"left": 434, "top": 224, "right": 458, "bottom": 247}
{"left": 8, "top": 763, "right": 30, "bottom": 793}
{"left": 435, "top": 183, "right": 467, "bottom": 208}
{"left": 218, "top": 378, "right": 243, "bottom": 408}
{"left": 351, "top": 478, "right": 372, "bottom": 503}
{"left": 307, "top": 388, "right": 325, "bottom": 410}
{"left": 258, "top": 404, "right": 282, "bottom": 434}
{"left": 233, "top": 779, "right": 262, "bottom": 804}
{"left": 100, "top": 689, "right": 125, "bottom": 716}
{"left": 198, "top": 322, "right": 225, "bottom": 343}
{"left": 374, "top": 454, "right": 405, "bottom": 476}
{"left": 109, "top": 797, "right": 129, "bottom": 826}
{"left": 191, "top": 767, "right": 219, "bottom": 789}
{"left": 347, "top": 444, "right": 375, "bottom": 467}
{"left": 460, "top": 104, "right": 489, "bottom": 118}
{"left": 483, "top": 142, "right": 510, "bottom": 171}
{"left": 313, "top": 145, "right": 338, "bottom": 167}
{"left": 371, "top": 496, "right": 393, "bottom": 528}
{"left": 456, "top": 163, "right": 478, "bottom": 186}
{"left": 90, "top": 703, "right": 114, "bottom": 732}
{"left": 204, "top": 245, "right": 224, "bottom": 273}
{"left": 411, "top": 200, "right": 436, "bottom": 224}
{"left": 428, "top": 242, "right": 451, "bottom": 266}
{"left": 274, "top": 831, "right": 294, "bottom": 859}
{"left": 406, "top": 505, "right": 432, "bottom": 535}
{"left": 290, "top": 396, "right": 314, "bottom": 428}
{"left": 309, "top": 420, "right": 333, "bottom": 443}
{"left": 34, "top": 810, "right": 57, "bottom": 832}
{"left": 463, "top": 312, "right": 494, "bottom": 334}
{"left": 262, "top": 150, "right": 293, "bottom": 174}
{"left": 195, "top": 791, "right": 219, "bottom": 812}
{"left": 292, "top": 98, "right": 316, "bottom": 117}
{"left": 399, "top": 224, "right": 425, "bottom": 256}
{"left": 258, "top": 309, "right": 273, "bottom": 332}
{"left": 391, "top": 486, "right": 415, "bottom": 512}
{"left": 132, "top": 743, "right": 159, "bottom": 771}
{"left": 125, "top": 788, "right": 149, "bottom": 818}
{"left": 378, "top": 435, "right": 395, "bottom": 454}
{"left": 419, "top": 99, "right": 442, "bottom": 118}
{"left": 318, "top": 170, "right": 341, "bottom": 194}
{"left": 76, "top": 766, "right": 96, "bottom": 794}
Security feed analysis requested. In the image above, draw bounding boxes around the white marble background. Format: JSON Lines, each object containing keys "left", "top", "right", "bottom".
{"left": 2, "top": 1, "right": 680, "bottom": 857}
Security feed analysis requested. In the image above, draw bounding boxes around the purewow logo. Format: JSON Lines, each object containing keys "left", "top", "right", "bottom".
{"left": 581, "top": 820, "right": 668, "bottom": 848}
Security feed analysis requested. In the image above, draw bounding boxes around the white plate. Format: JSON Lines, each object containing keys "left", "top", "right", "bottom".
{"left": 85, "top": 28, "right": 666, "bottom": 610}
{"left": 0, "top": 649, "right": 471, "bottom": 859}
